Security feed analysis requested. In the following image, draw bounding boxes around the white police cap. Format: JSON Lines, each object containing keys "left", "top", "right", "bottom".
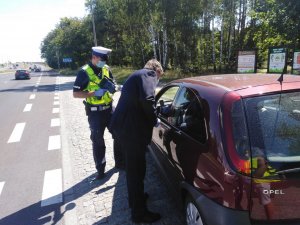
{"left": 92, "top": 46, "right": 112, "bottom": 58}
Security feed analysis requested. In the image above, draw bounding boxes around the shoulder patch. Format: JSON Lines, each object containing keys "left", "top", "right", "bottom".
{"left": 82, "top": 64, "right": 89, "bottom": 70}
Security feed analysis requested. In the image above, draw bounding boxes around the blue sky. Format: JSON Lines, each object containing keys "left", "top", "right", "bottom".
{"left": 0, "top": 0, "right": 87, "bottom": 63}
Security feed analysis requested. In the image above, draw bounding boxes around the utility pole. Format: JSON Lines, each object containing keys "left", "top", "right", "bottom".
{"left": 56, "top": 49, "right": 60, "bottom": 69}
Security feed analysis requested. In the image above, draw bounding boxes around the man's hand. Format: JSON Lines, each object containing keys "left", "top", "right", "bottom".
{"left": 155, "top": 118, "right": 161, "bottom": 127}
{"left": 94, "top": 89, "right": 107, "bottom": 97}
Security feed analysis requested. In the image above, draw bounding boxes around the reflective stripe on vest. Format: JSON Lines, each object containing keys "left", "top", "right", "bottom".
{"left": 251, "top": 157, "right": 277, "bottom": 177}
{"left": 82, "top": 64, "right": 113, "bottom": 105}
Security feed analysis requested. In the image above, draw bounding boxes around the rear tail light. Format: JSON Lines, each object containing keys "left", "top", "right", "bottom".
{"left": 222, "top": 93, "right": 251, "bottom": 176}
{"left": 237, "top": 159, "right": 251, "bottom": 175}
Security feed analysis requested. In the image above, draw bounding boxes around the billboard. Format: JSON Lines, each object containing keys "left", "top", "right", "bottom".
{"left": 267, "top": 48, "right": 287, "bottom": 73}
{"left": 237, "top": 51, "right": 256, "bottom": 73}
{"left": 292, "top": 50, "right": 300, "bottom": 75}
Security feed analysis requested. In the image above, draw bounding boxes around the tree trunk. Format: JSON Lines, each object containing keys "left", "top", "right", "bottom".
{"left": 162, "top": 13, "right": 168, "bottom": 69}
{"left": 149, "top": 24, "right": 157, "bottom": 59}
{"left": 173, "top": 30, "right": 178, "bottom": 68}
{"left": 219, "top": 16, "right": 224, "bottom": 73}
{"left": 158, "top": 31, "right": 162, "bottom": 62}
{"left": 211, "top": 4, "right": 216, "bottom": 72}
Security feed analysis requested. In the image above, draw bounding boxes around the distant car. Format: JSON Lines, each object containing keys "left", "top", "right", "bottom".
{"left": 151, "top": 74, "right": 300, "bottom": 225}
{"left": 15, "top": 70, "right": 31, "bottom": 80}
{"left": 34, "top": 67, "right": 41, "bottom": 72}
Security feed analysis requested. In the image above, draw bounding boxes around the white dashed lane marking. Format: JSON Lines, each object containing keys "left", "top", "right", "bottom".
{"left": 41, "top": 169, "right": 63, "bottom": 207}
{"left": 29, "top": 94, "right": 36, "bottom": 100}
{"left": 23, "top": 104, "right": 32, "bottom": 112}
{"left": 53, "top": 101, "right": 59, "bottom": 105}
{"left": 54, "top": 96, "right": 59, "bottom": 100}
{"left": 7, "top": 123, "right": 26, "bottom": 143}
{"left": 51, "top": 118, "right": 60, "bottom": 127}
{"left": 48, "top": 135, "right": 61, "bottom": 150}
{"left": 0, "top": 182, "right": 5, "bottom": 197}
{"left": 52, "top": 108, "right": 60, "bottom": 114}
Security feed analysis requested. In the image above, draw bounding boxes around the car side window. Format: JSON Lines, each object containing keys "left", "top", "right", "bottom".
{"left": 156, "top": 86, "right": 180, "bottom": 120}
{"left": 171, "top": 87, "right": 207, "bottom": 143}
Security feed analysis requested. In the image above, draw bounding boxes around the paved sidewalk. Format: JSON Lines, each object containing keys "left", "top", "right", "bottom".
{"left": 59, "top": 76, "right": 185, "bottom": 225}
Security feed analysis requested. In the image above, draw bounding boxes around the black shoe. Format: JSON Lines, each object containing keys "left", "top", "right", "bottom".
{"left": 96, "top": 173, "right": 105, "bottom": 179}
{"left": 132, "top": 210, "right": 161, "bottom": 223}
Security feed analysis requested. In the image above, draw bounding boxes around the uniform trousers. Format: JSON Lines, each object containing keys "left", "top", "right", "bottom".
{"left": 87, "top": 108, "right": 111, "bottom": 175}
{"left": 121, "top": 138, "right": 147, "bottom": 218}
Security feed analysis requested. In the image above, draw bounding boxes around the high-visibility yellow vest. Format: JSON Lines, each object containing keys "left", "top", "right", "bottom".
{"left": 251, "top": 157, "right": 276, "bottom": 177}
{"left": 240, "top": 157, "right": 279, "bottom": 183}
{"left": 251, "top": 157, "right": 280, "bottom": 183}
{"left": 82, "top": 64, "right": 113, "bottom": 105}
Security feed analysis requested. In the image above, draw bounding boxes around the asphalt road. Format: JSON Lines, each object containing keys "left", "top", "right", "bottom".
{"left": 0, "top": 71, "right": 64, "bottom": 225}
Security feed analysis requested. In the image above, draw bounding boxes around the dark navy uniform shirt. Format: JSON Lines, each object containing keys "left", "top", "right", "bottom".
{"left": 73, "top": 62, "right": 113, "bottom": 92}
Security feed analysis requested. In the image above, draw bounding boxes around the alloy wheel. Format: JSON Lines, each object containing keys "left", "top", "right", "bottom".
{"left": 186, "top": 202, "right": 204, "bottom": 225}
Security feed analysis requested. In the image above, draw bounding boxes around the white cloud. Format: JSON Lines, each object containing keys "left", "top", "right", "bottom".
{"left": 0, "top": 0, "right": 87, "bottom": 63}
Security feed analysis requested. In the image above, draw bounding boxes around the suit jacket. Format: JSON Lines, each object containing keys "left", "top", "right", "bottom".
{"left": 109, "top": 69, "right": 158, "bottom": 145}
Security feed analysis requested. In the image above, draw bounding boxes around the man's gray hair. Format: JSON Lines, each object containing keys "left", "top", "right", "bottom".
{"left": 144, "top": 59, "right": 163, "bottom": 73}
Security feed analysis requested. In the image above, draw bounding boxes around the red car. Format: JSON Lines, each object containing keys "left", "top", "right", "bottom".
{"left": 151, "top": 74, "right": 300, "bottom": 225}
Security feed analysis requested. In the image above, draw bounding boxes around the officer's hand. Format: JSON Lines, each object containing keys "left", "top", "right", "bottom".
{"left": 94, "top": 89, "right": 107, "bottom": 97}
{"left": 155, "top": 118, "right": 161, "bottom": 127}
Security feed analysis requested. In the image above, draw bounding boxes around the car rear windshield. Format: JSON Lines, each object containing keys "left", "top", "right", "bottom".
{"left": 243, "top": 92, "right": 300, "bottom": 172}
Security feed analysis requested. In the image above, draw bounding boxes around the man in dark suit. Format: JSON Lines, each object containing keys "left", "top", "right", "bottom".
{"left": 109, "top": 59, "right": 163, "bottom": 223}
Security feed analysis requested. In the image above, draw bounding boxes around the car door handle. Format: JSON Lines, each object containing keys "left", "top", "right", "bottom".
{"left": 159, "top": 130, "right": 163, "bottom": 139}
{"left": 174, "top": 130, "right": 182, "bottom": 136}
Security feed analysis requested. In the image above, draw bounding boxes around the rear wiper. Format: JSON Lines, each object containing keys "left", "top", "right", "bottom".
{"left": 276, "top": 167, "right": 300, "bottom": 175}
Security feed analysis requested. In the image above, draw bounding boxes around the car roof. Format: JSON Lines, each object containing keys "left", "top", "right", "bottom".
{"left": 175, "top": 73, "right": 300, "bottom": 92}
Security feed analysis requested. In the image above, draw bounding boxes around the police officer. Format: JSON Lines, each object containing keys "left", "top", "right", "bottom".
{"left": 73, "top": 46, "right": 116, "bottom": 180}
{"left": 109, "top": 59, "right": 164, "bottom": 223}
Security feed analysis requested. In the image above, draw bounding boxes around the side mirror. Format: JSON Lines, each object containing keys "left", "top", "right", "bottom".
{"left": 156, "top": 100, "right": 164, "bottom": 115}
{"left": 159, "top": 100, "right": 164, "bottom": 108}
{"left": 180, "top": 122, "right": 188, "bottom": 131}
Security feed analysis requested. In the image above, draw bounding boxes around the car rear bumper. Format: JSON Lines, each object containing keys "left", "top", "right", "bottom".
{"left": 181, "top": 182, "right": 252, "bottom": 225}
{"left": 16, "top": 76, "right": 30, "bottom": 79}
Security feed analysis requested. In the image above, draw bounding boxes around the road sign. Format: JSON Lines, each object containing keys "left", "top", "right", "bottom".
{"left": 237, "top": 50, "right": 257, "bottom": 73}
{"left": 292, "top": 49, "right": 300, "bottom": 75}
{"left": 267, "top": 47, "right": 287, "bottom": 73}
{"left": 63, "top": 58, "right": 72, "bottom": 63}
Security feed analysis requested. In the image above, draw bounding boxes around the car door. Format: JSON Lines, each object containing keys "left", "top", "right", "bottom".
{"left": 161, "top": 87, "right": 209, "bottom": 187}
{"left": 152, "top": 85, "right": 180, "bottom": 170}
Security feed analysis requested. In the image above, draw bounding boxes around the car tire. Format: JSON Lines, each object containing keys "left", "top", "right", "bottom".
{"left": 185, "top": 195, "right": 205, "bottom": 225}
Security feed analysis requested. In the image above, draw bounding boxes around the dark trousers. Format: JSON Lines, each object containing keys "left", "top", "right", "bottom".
{"left": 121, "top": 138, "right": 147, "bottom": 218}
{"left": 113, "top": 138, "right": 125, "bottom": 168}
{"left": 87, "top": 109, "right": 111, "bottom": 175}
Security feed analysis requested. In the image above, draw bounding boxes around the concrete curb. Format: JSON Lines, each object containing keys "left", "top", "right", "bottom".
{"left": 59, "top": 74, "right": 78, "bottom": 225}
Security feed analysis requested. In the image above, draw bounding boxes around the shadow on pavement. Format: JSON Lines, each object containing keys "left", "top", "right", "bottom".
{"left": 93, "top": 169, "right": 132, "bottom": 225}
{"left": 0, "top": 168, "right": 118, "bottom": 225}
